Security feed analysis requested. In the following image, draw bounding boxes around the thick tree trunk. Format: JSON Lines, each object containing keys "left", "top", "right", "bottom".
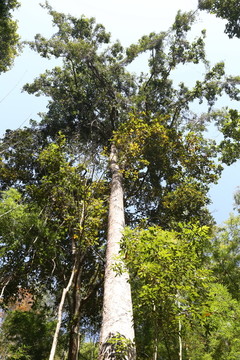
{"left": 99, "top": 144, "right": 135, "bottom": 360}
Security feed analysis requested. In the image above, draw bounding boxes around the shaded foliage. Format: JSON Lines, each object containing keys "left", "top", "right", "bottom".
{"left": 0, "top": 309, "right": 57, "bottom": 360}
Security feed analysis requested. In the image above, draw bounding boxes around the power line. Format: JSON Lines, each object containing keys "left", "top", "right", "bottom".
{"left": 0, "top": 69, "right": 28, "bottom": 104}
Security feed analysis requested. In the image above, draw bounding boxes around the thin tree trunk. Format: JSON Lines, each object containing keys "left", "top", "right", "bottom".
{"left": 178, "top": 317, "right": 182, "bottom": 360}
{"left": 49, "top": 266, "right": 76, "bottom": 360}
{"left": 99, "top": 144, "right": 135, "bottom": 360}
{"left": 153, "top": 303, "right": 158, "bottom": 360}
{"left": 50, "top": 205, "right": 85, "bottom": 360}
{"left": 176, "top": 293, "right": 182, "bottom": 360}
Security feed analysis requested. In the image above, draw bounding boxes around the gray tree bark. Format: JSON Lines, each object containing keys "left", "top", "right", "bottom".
{"left": 99, "top": 144, "right": 136, "bottom": 360}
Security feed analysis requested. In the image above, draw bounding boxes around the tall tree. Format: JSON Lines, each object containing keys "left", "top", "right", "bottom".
{"left": 1, "top": 4, "right": 240, "bottom": 359}
{"left": 99, "top": 144, "right": 135, "bottom": 360}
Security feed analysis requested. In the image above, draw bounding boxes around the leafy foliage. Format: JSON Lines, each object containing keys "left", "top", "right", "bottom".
{"left": 113, "top": 113, "right": 221, "bottom": 226}
{"left": 185, "top": 283, "right": 240, "bottom": 360}
{"left": 0, "top": 309, "right": 56, "bottom": 360}
{"left": 121, "top": 224, "right": 212, "bottom": 358}
{"left": 79, "top": 341, "right": 98, "bottom": 360}
{"left": 210, "top": 214, "right": 240, "bottom": 301}
{"left": 0, "top": 135, "right": 107, "bottom": 357}
{"left": 0, "top": 188, "right": 42, "bottom": 297}
{"left": 213, "top": 109, "right": 240, "bottom": 165}
{"left": 0, "top": 125, "right": 47, "bottom": 190}
{"left": 0, "top": 0, "right": 20, "bottom": 73}
{"left": 199, "top": 0, "right": 240, "bottom": 38}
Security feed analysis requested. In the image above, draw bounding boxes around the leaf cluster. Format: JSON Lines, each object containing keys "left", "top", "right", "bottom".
{"left": 113, "top": 113, "right": 221, "bottom": 227}
{"left": 122, "top": 224, "right": 211, "bottom": 308}
{"left": 0, "top": 0, "right": 20, "bottom": 73}
{"left": 213, "top": 109, "right": 240, "bottom": 165}
{"left": 199, "top": 0, "right": 240, "bottom": 38}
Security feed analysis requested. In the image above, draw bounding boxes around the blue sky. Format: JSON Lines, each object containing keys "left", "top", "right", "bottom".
{"left": 1, "top": 0, "right": 240, "bottom": 224}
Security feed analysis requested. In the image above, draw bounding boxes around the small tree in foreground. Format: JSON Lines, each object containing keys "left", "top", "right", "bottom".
{"left": 120, "top": 224, "right": 211, "bottom": 359}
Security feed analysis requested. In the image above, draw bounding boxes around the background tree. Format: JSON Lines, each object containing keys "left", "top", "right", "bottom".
{"left": 183, "top": 210, "right": 240, "bottom": 359}
{"left": 198, "top": 0, "right": 240, "bottom": 38}
{"left": 210, "top": 213, "right": 240, "bottom": 301}
{"left": 183, "top": 283, "right": 240, "bottom": 360}
{"left": 0, "top": 0, "right": 20, "bottom": 73}
{"left": 0, "top": 136, "right": 107, "bottom": 360}
{"left": 32, "top": 136, "right": 107, "bottom": 360}
{"left": 120, "top": 213, "right": 240, "bottom": 359}
{"left": 0, "top": 309, "right": 57, "bottom": 360}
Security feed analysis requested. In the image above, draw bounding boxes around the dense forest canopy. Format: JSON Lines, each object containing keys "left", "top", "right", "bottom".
{"left": 1, "top": 1, "right": 240, "bottom": 359}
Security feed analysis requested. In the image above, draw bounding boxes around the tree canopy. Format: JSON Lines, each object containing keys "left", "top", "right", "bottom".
{"left": 198, "top": 0, "right": 240, "bottom": 38}
{"left": 19, "top": 5, "right": 240, "bottom": 228}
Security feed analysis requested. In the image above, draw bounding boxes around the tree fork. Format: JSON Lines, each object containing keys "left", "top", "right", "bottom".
{"left": 99, "top": 144, "right": 136, "bottom": 360}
